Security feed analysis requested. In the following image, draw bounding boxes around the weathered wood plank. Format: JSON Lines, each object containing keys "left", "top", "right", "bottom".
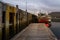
{"left": 11, "top": 23, "right": 57, "bottom": 40}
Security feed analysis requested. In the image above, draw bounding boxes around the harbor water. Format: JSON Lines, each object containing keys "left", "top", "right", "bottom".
{"left": 50, "top": 22, "right": 60, "bottom": 40}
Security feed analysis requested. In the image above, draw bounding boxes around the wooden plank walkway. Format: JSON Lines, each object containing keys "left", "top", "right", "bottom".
{"left": 10, "top": 23, "right": 57, "bottom": 40}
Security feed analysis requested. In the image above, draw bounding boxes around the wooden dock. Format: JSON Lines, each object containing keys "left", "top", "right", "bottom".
{"left": 10, "top": 23, "right": 57, "bottom": 40}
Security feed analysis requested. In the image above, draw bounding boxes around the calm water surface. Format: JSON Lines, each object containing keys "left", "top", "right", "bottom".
{"left": 50, "top": 22, "right": 60, "bottom": 39}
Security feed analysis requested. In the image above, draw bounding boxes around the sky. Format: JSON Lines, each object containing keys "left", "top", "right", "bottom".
{"left": 1, "top": 0, "right": 60, "bottom": 15}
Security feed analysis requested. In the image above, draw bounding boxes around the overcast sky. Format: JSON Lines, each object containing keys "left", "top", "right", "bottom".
{"left": 1, "top": 0, "right": 60, "bottom": 15}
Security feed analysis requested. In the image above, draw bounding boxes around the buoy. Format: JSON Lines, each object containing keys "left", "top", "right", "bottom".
{"left": 45, "top": 24, "right": 49, "bottom": 27}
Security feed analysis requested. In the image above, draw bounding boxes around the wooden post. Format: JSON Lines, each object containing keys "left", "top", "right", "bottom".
{"left": 0, "top": 2, "right": 3, "bottom": 40}
{"left": 0, "top": 28, "right": 2, "bottom": 40}
{"left": 5, "top": 5, "right": 10, "bottom": 40}
{"left": 14, "top": 8, "right": 17, "bottom": 34}
{"left": 16, "top": 5, "right": 19, "bottom": 33}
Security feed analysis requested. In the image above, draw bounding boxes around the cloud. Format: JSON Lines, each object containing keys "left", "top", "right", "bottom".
{"left": 2, "top": 0, "right": 60, "bottom": 14}
{"left": 41, "top": 0, "right": 60, "bottom": 7}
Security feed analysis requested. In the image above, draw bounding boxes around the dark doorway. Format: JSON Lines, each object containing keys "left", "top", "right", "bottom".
{"left": 9, "top": 12, "right": 14, "bottom": 39}
{"left": 2, "top": 11, "right": 6, "bottom": 40}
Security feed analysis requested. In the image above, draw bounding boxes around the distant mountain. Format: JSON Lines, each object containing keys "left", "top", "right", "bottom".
{"left": 49, "top": 12, "right": 60, "bottom": 18}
